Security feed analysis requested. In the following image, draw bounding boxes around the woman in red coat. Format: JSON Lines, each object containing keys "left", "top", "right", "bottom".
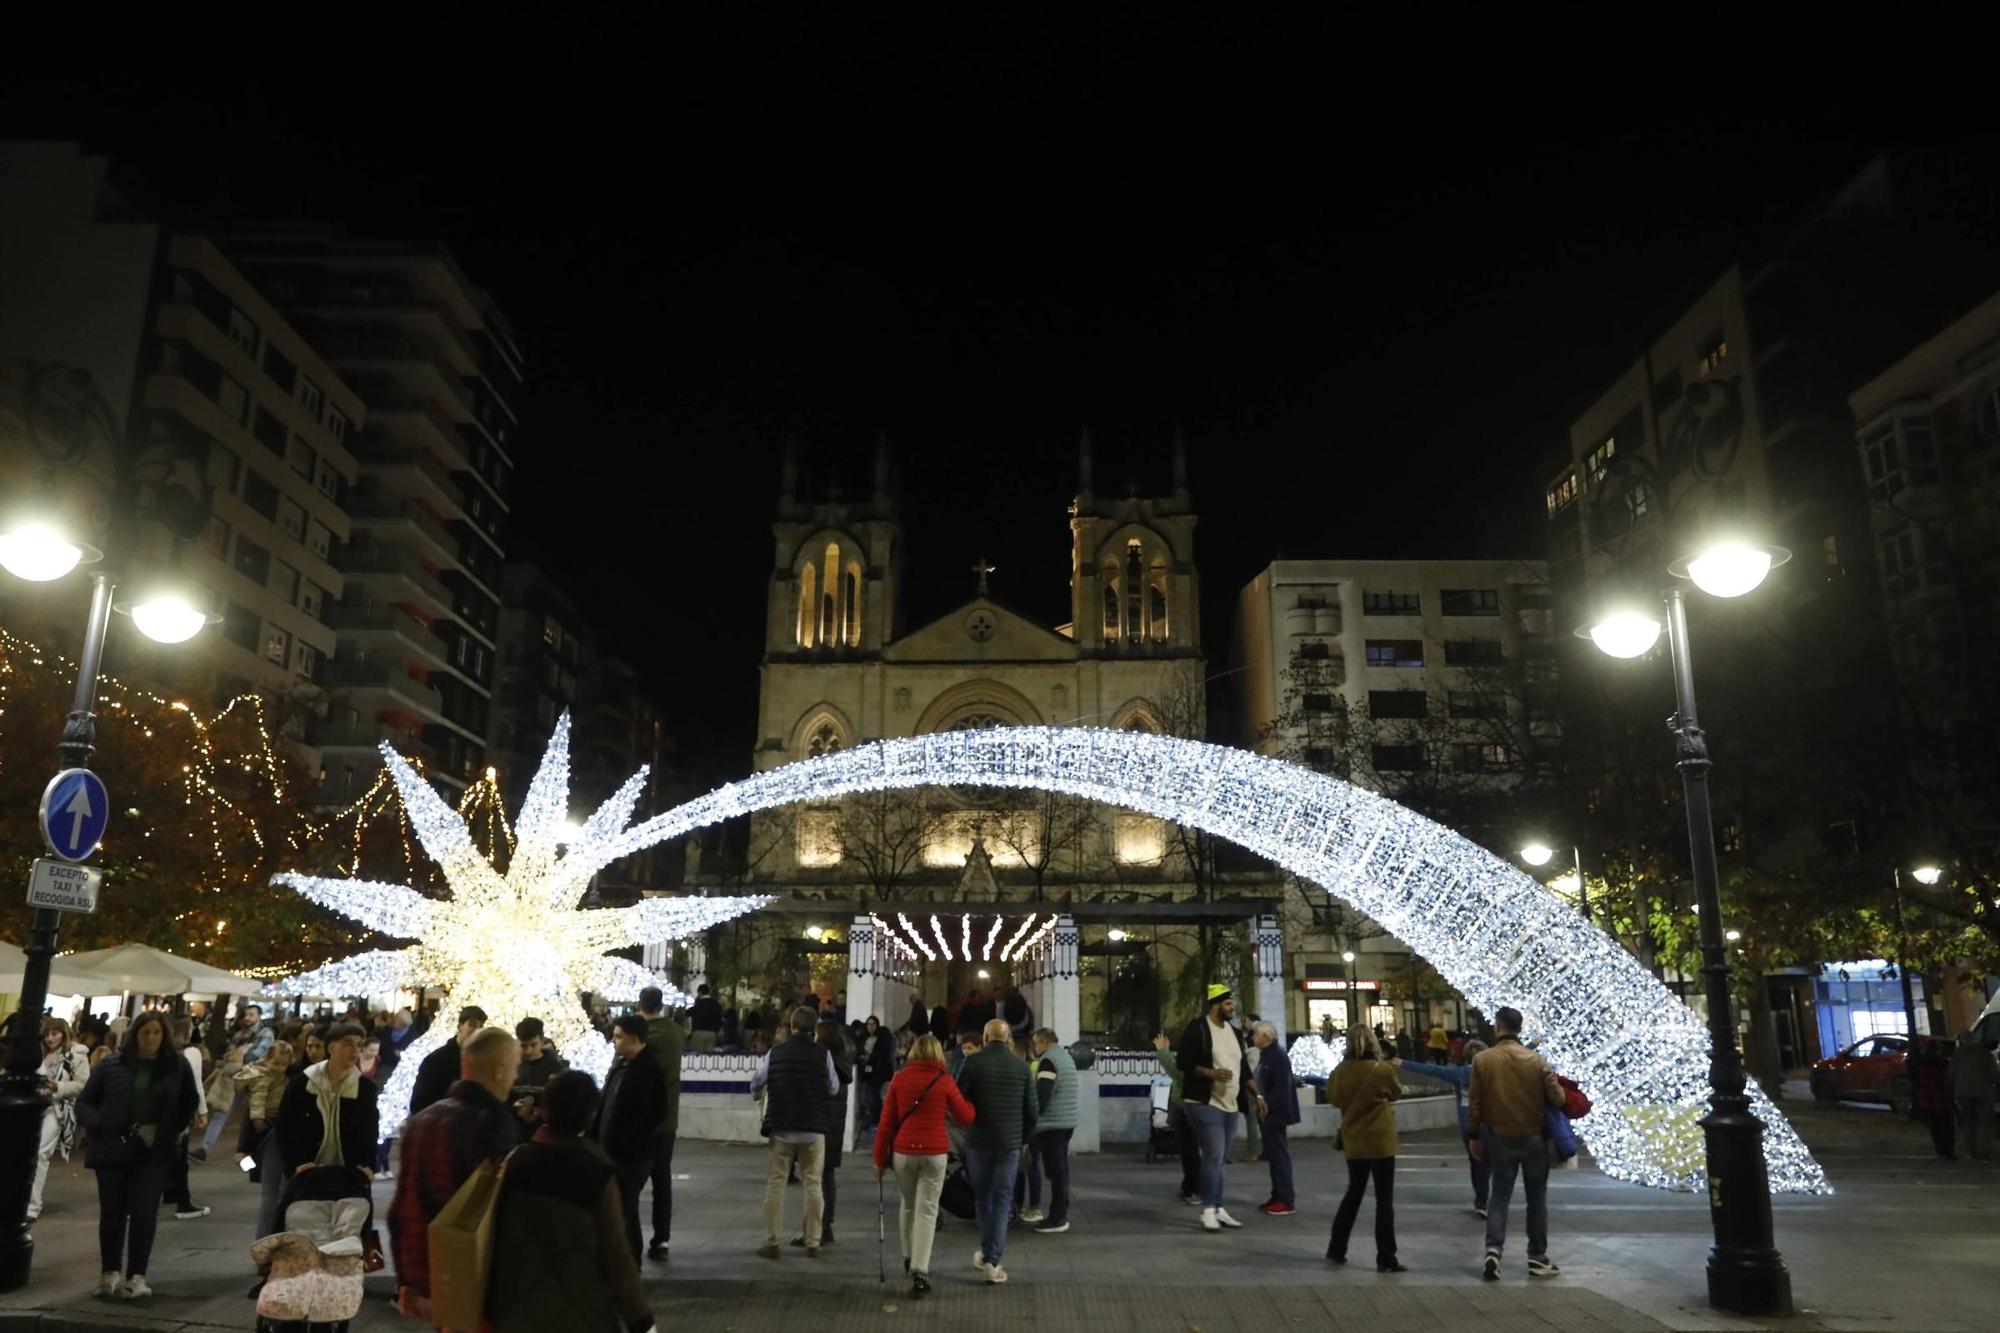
{"left": 872, "top": 1033, "right": 976, "bottom": 1298}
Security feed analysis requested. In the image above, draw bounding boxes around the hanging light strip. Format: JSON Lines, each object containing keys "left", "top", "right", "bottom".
{"left": 961, "top": 913, "right": 972, "bottom": 961}
{"left": 983, "top": 915, "right": 1005, "bottom": 960}
{"left": 999, "top": 912, "right": 1044, "bottom": 962}
{"left": 930, "top": 914, "right": 954, "bottom": 961}
{"left": 898, "top": 913, "right": 938, "bottom": 961}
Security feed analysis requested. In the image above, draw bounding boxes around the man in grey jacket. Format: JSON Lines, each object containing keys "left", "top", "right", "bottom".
{"left": 1948, "top": 1030, "right": 1997, "bottom": 1163}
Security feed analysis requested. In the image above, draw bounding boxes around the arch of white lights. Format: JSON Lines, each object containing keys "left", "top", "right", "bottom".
{"left": 616, "top": 726, "right": 1827, "bottom": 1194}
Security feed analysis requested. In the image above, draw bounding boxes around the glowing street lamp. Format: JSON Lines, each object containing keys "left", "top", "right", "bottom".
{"left": 1579, "top": 535, "right": 1795, "bottom": 1317}
{"left": 1519, "top": 842, "right": 1555, "bottom": 867}
{"left": 0, "top": 522, "right": 97, "bottom": 583}
{"left": 1911, "top": 864, "right": 1942, "bottom": 886}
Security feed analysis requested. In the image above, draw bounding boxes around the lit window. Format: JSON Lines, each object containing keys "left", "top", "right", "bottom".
{"left": 924, "top": 812, "right": 1029, "bottom": 867}
{"left": 795, "top": 809, "right": 843, "bottom": 867}
{"left": 306, "top": 520, "right": 331, "bottom": 560}
{"left": 1365, "top": 639, "right": 1425, "bottom": 668}
{"left": 543, "top": 616, "right": 563, "bottom": 649}
{"left": 294, "top": 641, "right": 319, "bottom": 681}
{"left": 1586, "top": 436, "right": 1617, "bottom": 483}
{"left": 263, "top": 625, "right": 291, "bottom": 666}
{"left": 806, "top": 721, "right": 843, "bottom": 758}
{"left": 1114, "top": 812, "right": 1166, "bottom": 865}
{"left": 1545, "top": 470, "right": 1579, "bottom": 516}
{"left": 1699, "top": 331, "right": 1728, "bottom": 375}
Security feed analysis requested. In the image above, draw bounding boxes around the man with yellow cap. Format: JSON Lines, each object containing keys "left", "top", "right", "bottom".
{"left": 1174, "top": 984, "right": 1263, "bottom": 1232}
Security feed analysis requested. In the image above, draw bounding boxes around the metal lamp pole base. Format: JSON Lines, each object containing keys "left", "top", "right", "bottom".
{"left": 1663, "top": 588, "right": 1792, "bottom": 1317}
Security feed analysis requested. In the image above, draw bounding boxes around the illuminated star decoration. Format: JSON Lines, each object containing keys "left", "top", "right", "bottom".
{"left": 265, "top": 713, "right": 772, "bottom": 1137}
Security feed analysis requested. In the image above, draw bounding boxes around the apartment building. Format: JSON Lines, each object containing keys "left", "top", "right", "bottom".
{"left": 0, "top": 144, "right": 360, "bottom": 766}
{"left": 220, "top": 235, "right": 522, "bottom": 799}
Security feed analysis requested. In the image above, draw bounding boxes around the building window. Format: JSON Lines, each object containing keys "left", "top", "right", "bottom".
{"left": 306, "top": 519, "right": 331, "bottom": 561}
{"left": 1114, "top": 812, "right": 1166, "bottom": 865}
{"left": 542, "top": 616, "right": 563, "bottom": 649}
{"left": 1861, "top": 416, "right": 1941, "bottom": 500}
{"left": 269, "top": 559, "right": 299, "bottom": 605}
{"left": 297, "top": 376, "right": 324, "bottom": 417}
{"left": 299, "top": 579, "right": 323, "bottom": 620}
{"left": 1585, "top": 436, "right": 1616, "bottom": 484}
{"left": 276, "top": 496, "right": 305, "bottom": 541}
{"left": 263, "top": 624, "right": 291, "bottom": 666}
{"left": 1545, "top": 470, "right": 1578, "bottom": 516}
{"left": 1877, "top": 525, "right": 1952, "bottom": 599}
{"left": 1362, "top": 590, "right": 1420, "bottom": 615}
{"left": 1301, "top": 692, "right": 1335, "bottom": 714}
{"left": 314, "top": 462, "right": 341, "bottom": 501}
{"left": 1447, "top": 690, "right": 1503, "bottom": 719}
{"left": 1101, "top": 566, "right": 1120, "bottom": 638}
{"left": 253, "top": 407, "right": 286, "bottom": 453}
{"left": 1298, "top": 640, "right": 1333, "bottom": 660}
{"left": 222, "top": 601, "right": 260, "bottom": 653}
{"left": 1367, "top": 690, "right": 1426, "bottom": 719}
{"left": 293, "top": 641, "right": 319, "bottom": 681}
{"left": 227, "top": 308, "right": 258, "bottom": 357}
{"left": 214, "top": 374, "right": 248, "bottom": 427}
{"left": 232, "top": 534, "right": 271, "bottom": 583}
{"left": 242, "top": 471, "right": 279, "bottom": 521}
{"left": 1439, "top": 588, "right": 1500, "bottom": 616}
{"left": 200, "top": 515, "right": 230, "bottom": 561}
{"left": 1515, "top": 584, "right": 1552, "bottom": 609}
{"left": 1365, "top": 639, "right": 1425, "bottom": 668}
{"left": 1371, "top": 743, "right": 1424, "bottom": 773}
{"left": 806, "top": 721, "right": 843, "bottom": 758}
{"left": 262, "top": 342, "right": 296, "bottom": 393}
{"left": 1294, "top": 594, "right": 1328, "bottom": 610}
{"left": 286, "top": 435, "right": 315, "bottom": 480}
{"left": 1450, "top": 742, "right": 1514, "bottom": 771}
{"left": 1698, "top": 331, "right": 1728, "bottom": 376}
{"left": 326, "top": 407, "right": 348, "bottom": 441}
{"left": 795, "top": 809, "right": 844, "bottom": 867}
{"left": 1443, "top": 639, "right": 1504, "bottom": 665}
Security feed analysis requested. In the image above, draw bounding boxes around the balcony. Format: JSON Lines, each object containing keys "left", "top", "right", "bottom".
{"left": 339, "top": 548, "right": 453, "bottom": 615}
{"left": 347, "top": 496, "right": 457, "bottom": 561}
{"left": 349, "top": 438, "right": 465, "bottom": 511}
{"left": 323, "top": 601, "right": 449, "bottom": 663}
{"left": 1284, "top": 605, "right": 1341, "bottom": 636}
{"left": 321, "top": 658, "right": 446, "bottom": 719}
{"left": 317, "top": 721, "right": 440, "bottom": 766}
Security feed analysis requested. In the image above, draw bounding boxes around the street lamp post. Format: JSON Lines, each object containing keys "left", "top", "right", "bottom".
{"left": 1342, "top": 949, "right": 1357, "bottom": 1030}
{"left": 1521, "top": 841, "right": 1589, "bottom": 922}
{"left": 1891, "top": 865, "right": 1943, "bottom": 1040}
{"left": 1583, "top": 541, "right": 1794, "bottom": 1318}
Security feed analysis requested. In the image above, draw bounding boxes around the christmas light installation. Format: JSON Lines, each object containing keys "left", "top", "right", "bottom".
{"left": 610, "top": 726, "right": 1828, "bottom": 1194}
{"left": 263, "top": 713, "right": 772, "bottom": 1138}
{"left": 865, "top": 912, "right": 1059, "bottom": 965}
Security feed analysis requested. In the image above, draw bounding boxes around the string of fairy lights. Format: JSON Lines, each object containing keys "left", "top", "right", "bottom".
{"left": 866, "top": 909, "right": 1060, "bottom": 965}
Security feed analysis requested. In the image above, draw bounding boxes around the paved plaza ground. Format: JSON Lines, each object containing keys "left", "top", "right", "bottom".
{"left": 1, "top": 1099, "right": 1992, "bottom": 1332}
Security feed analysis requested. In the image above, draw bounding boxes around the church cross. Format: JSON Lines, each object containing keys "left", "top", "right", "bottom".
{"left": 971, "top": 555, "right": 996, "bottom": 597}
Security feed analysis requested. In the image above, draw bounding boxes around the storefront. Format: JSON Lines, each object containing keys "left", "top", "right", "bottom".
{"left": 1815, "top": 959, "right": 1929, "bottom": 1055}
{"left": 1300, "top": 977, "right": 1389, "bottom": 1035}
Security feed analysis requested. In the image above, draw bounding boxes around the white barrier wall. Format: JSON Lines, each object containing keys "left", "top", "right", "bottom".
{"left": 677, "top": 1049, "right": 1458, "bottom": 1149}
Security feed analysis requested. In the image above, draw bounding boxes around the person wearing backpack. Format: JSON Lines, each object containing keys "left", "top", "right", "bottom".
{"left": 873, "top": 1033, "right": 977, "bottom": 1298}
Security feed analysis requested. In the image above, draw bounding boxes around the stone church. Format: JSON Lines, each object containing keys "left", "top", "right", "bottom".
{"left": 738, "top": 432, "right": 1206, "bottom": 899}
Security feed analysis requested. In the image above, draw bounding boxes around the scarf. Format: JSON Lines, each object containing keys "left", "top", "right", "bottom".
{"left": 305, "top": 1059, "right": 360, "bottom": 1166}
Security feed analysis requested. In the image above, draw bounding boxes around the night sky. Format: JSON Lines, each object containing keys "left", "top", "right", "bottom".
{"left": 5, "top": 16, "right": 1980, "bottom": 783}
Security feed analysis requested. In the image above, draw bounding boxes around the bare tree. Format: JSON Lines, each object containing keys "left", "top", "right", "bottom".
{"left": 980, "top": 785, "right": 1103, "bottom": 902}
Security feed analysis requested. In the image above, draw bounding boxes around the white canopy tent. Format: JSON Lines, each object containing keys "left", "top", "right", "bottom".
{"left": 55, "top": 943, "right": 262, "bottom": 996}
{"left": 0, "top": 941, "right": 112, "bottom": 995}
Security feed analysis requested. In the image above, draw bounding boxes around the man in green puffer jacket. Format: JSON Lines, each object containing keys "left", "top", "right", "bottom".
{"left": 955, "top": 1019, "right": 1038, "bottom": 1283}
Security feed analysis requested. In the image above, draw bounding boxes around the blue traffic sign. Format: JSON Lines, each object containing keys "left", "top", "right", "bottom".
{"left": 39, "top": 768, "right": 109, "bottom": 863}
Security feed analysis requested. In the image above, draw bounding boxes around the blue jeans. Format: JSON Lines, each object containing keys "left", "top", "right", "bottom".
{"left": 1263, "top": 1120, "right": 1294, "bottom": 1205}
{"left": 1183, "top": 1102, "right": 1238, "bottom": 1207}
{"left": 1484, "top": 1133, "right": 1549, "bottom": 1257}
{"left": 1035, "top": 1128, "right": 1073, "bottom": 1224}
{"left": 964, "top": 1145, "right": 1017, "bottom": 1265}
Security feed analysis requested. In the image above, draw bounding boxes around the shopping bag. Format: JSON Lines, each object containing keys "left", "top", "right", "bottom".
{"left": 427, "top": 1152, "right": 511, "bottom": 1330}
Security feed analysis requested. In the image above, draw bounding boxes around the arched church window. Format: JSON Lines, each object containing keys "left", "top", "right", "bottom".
{"left": 954, "top": 712, "right": 1005, "bottom": 731}
{"left": 843, "top": 566, "right": 860, "bottom": 646}
{"left": 1101, "top": 566, "right": 1120, "bottom": 638}
{"left": 821, "top": 541, "right": 841, "bottom": 646}
{"left": 1148, "top": 559, "right": 1169, "bottom": 641}
{"left": 807, "top": 722, "right": 843, "bottom": 757}
{"left": 797, "top": 564, "right": 817, "bottom": 647}
{"left": 820, "top": 590, "right": 835, "bottom": 645}
{"left": 1124, "top": 541, "right": 1144, "bottom": 641}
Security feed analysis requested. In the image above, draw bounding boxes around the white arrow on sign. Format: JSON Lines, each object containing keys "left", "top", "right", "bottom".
{"left": 64, "top": 783, "right": 93, "bottom": 853}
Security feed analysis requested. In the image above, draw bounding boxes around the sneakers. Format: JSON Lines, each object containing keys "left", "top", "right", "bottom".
{"left": 1528, "top": 1255, "right": 1561, "bottom": 1279}
{"left": 1472, "top": 1205, "right": 1489, "bottom": 1219}
{"left": 647, "top": 1239, "right": 670, "bottom": 1260}
{"left": 973, "top": 1249, "right": 992, "bottom": 1273}
{"left": 174, "top": 1204, "right": 211, "bottom": 1220}
{"left": 1481, "top": 1250, "right": 1501, "bottom": 1281}
{"left": 1034, "top": 1219, "right": 1070, "bottom": 1234}
{"left": 911, "top": 1272, "right": 932, "bottom": 1297}
{"left": 1179, "top": 1192, "right": 1202, "bottom": 1206}
{"left": 120, "top": 1276, "right": 153, "bottom": 1300}
{"left": 1200, "top": 1207, "right": 1222, "bottom": 1232}
{"left": 1020, "top": 1208, "right": 1046, "bottom": 1223}
{"left": 985, "top": 1264, "right": 1009, "bottom": 1285}
{"left": 377, "top": 1167, "right": 394, "bottom": 1180}
{"left": 1260, "top": 1201, "right": 1296, "bottom": 1216}
{"left": 1214, "top": 1208, "right": 1243, "bottom": 1229}
{"left": 94, "top": 1272, "right": 120, "bottom": 1298}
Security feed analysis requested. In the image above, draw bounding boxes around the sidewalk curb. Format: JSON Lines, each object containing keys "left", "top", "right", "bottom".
{"left": 0, "top": 1313, "right": 226, "bottom": 1333}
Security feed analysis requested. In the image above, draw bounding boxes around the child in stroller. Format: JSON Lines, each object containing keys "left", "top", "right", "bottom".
{"left": 250, "top": 1163, "right": 374, "bottom": 1333}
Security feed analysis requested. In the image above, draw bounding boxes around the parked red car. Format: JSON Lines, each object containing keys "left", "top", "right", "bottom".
{"left": 1811, "top": 1034, "right": 1911, "bottom": 1113}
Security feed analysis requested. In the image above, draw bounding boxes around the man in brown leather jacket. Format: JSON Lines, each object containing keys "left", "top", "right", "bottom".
{"left": 1465, "top": 1006, "right": 1564, "bottom": 1281}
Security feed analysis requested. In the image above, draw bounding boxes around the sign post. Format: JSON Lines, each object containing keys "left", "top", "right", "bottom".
{"left": 27, "top": 859, "right": 103, "bottom": 915}
{"left": 38, "top": 769, "right": 109, "bottom": 863}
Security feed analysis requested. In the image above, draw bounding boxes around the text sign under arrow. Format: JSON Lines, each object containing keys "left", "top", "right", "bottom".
{"left": 28, "top": 857, "right": 103, "bottom": 914}
{"left": 38, "top": 768, "right": 109, "bottom": 863}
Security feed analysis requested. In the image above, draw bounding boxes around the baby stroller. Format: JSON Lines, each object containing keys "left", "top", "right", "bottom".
{"left": 1144, "top": 1074, "right": 1177, "bottom": 1164}
{"left": 249, "top": 1163, "right": 373, "bottom": 1332}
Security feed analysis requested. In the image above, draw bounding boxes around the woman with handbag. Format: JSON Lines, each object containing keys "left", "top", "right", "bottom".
{"left": 29, "top": 1017, "right": 90, "bottom": 1222}
{"left": 871, "top": 1033, "right": 977, "bottom": 1298}
{"left": 73, "top": 1010, "right": 201, "bottom": 1300}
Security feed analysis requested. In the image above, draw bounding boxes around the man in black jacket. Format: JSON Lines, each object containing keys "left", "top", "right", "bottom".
{"left": 593, "top": 1013, "right": 668, "bottom": 1263}
{"left": 408, "top": 1006, "right": 487, "bottom": 1118}
{"left": 688, "top": 984, "right": 723, "bottom": 1052}
{"left": 750, "top": 1006, "right": 839, "bottom": 1259}
{"left": 1175, "top": 984, "right": 1262, "bottom": 1233}
{"left": 276, "top": 1021, "right": 381, "bottom": 1178}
